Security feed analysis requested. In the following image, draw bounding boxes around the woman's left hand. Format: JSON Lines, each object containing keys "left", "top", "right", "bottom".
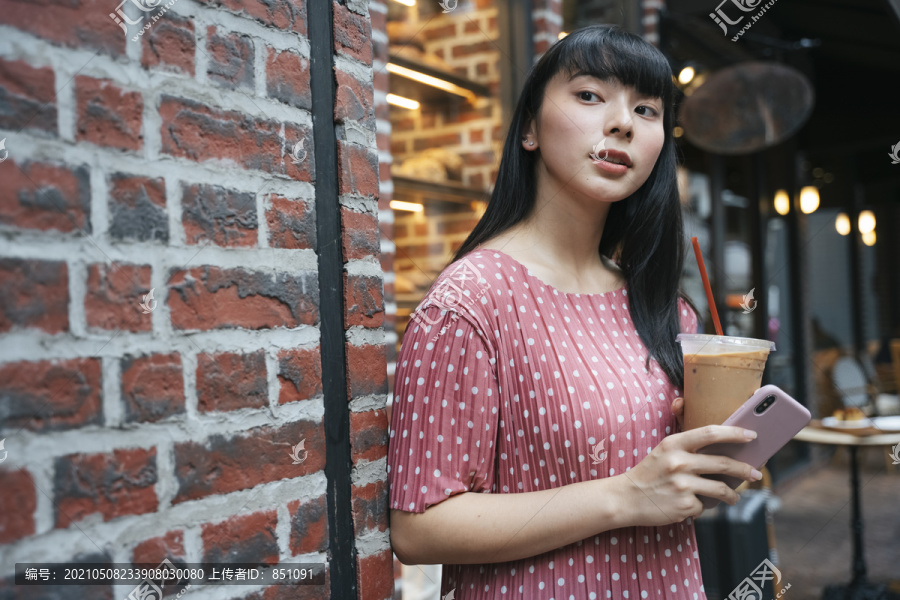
{"left": 671, "top": 397, "right": 685, "bottom": 432}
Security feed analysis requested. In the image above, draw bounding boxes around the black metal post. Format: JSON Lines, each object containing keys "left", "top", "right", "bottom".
{"left": 309, "top": 1, "right": 357, "bottom": 597}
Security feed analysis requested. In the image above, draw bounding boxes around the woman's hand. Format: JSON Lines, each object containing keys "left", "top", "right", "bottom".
{"left": 671, "top": 396, "right": 685, "bottom": 432}
{"left": 615, "top": 425, "right": 763, "bottom": 528}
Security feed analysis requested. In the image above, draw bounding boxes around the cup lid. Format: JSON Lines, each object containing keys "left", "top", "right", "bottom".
{"left": 676, "top": 333, "right": 776, "bottom": 352}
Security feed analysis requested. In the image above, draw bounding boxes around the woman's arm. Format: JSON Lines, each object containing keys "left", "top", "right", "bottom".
{"left": 392, "top": 423, "right": 763, "bottom": 565}
{"left": 391, "top": 475, "right": 630, "bottom": 565}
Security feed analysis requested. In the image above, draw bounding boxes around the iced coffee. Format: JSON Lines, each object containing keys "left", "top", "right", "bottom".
{"left": 676, "top": 334, "right": 776, "bottom": 431}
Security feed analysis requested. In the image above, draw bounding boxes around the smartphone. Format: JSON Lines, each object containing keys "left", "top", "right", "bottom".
{"left": 695, "top": 384, "right": 811, "bottom": 510}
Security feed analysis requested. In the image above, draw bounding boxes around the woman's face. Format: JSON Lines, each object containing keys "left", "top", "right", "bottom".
{"left": 524, "top": 72, "right": 665, "bottom": 205}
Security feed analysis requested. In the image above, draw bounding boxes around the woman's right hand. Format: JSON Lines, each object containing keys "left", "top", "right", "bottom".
{"left": 617, "top": 425, "right": 763, "bottom": 527}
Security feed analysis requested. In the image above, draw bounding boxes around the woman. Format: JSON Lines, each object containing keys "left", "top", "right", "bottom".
{"left": 387, "top": 25, "right": 763, "bottom": 599}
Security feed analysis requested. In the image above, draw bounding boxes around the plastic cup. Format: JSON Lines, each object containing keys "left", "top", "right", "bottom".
{"left": 676, "top": 333, "right": 776, "bottom": 431}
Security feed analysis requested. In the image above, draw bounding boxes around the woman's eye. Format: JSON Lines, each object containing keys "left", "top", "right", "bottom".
{"left": 635, "top": 105, "right": 659, "bottom": 117}
{"left": 579, "top": 91, "right": 600, "bottom": 102}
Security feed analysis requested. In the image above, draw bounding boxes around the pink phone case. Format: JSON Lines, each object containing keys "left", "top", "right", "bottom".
{"left": 695, "top": 384, "right": 811, "bottom": 510}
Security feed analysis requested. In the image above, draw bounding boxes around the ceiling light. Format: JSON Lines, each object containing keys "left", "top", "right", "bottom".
{"left": 835, "top": 213, "right": 850, "bottom": 236}
{"left": 799, "top": 186, "right": 819, "bottom": 214}
{"left": 858, "top": 210, "right": 875, "bottom": 234}
{"left": 862, "top": 230, "right": 876, "bottom": 246}
{"left": 773, "top": 189, "right": 790, "bottom": 215}
{"left": 678, "top": 66, "right": 695, "bottom": 85}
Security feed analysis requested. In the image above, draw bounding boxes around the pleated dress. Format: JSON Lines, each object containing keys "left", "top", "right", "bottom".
{"left": 387, "top": 249, "right": 706, "bottom": 600}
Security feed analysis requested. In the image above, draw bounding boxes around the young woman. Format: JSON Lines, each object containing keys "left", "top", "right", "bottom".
{"left": 387, "top": 25, "right": 763, "bottom": 599}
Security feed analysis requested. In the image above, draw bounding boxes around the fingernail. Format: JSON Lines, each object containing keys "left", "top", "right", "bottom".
{"left": 744, "top": 429, "right": 757, "bottom": 439}
{"left": 751, "top": 469, "right": 763, "bottom": 481}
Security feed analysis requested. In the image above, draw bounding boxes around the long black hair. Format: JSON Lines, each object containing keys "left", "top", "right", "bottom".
{"left": 451, "top": 24, "right": 700, "bottom": 391}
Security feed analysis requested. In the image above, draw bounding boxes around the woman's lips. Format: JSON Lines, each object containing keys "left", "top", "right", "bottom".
{"left": 590, "top": 156, "right": 629, "bottom": 174}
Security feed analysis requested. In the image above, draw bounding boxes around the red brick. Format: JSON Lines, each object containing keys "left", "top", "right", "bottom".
{"left": 288, "top": 495, "right": 327, "bottom": 555}
{"left": 351, "top": 479, "right": 387, "bottom": 534}
{"left": 109, "top": 173, "right": 168, "bottom": 242}
{"left": 206, "top": 26, "right": 254, "bottom": 90}
{"left": 266, "top": 48, "right": 311, "bottom": 110}
{"left": 0, "top": 258, "right": 68, "bottom": 334}
{"left": 173, "top": 420, "right": 323, "bottom": 503}
{"left": 0, "top": 58, "right": 57, "bottom": 134}
{"left": 84, "top": 263, "right": 152, "bottom": 332}
{"left": 277, "top": 348, "right": 321, "bottom": 404}
{"left": 266, "top": 195, "right": 316, "bottom": 250}
{"left": 54, "top": 447, "right": 158, "bottom": 528}
{"left": 142, "top": 12, "right": 195, "bottom": 75}
{"left": 0, "top": 469, "right": 36, "bottom": 544}
{"left": 0, "top": 357, "right": 101, "bottom": 432}
{"left": 75, "top": 76, "right": 143, "bottom": 152}
{"left": 167, "top": 266, "right": 318, "bottom": 331}
{"left": 202, "top": 510, "right": 278, "bottom": 564}
{"left": 333, "top": 2, "right": 372, "bottom": 64}
{"left": 423, "top": 23, "right": 456, "bottom": 40}
{"left": 0, "top": 0, "right": 124, "bottom": 56}
{"left": 196, "top": 351, "right": 267, "bottom": 413}
{"left": 132, "top": 530, "right": 186, "bottom": 564}
{"left": 345, "top": 344, "right": 387, "bottom": 398}
{"left": 182, "top": 183, "right": 257, "bottom": 247}
{"left": 121, "top": 353, "right": 185, "bottom": 423}
{"left": 349, "top": 408, "right": 388, "bottom": 464}
{"left": 344, "top": 273, "right": 384, "bottom": 328}
{"left": 0, "top": 160, "right": 90, "bottom": 233}
{"left": 335, "top": 68, "right": 374, "bottom": 127}
{"left": 158, "top": 96, "right": 312, "bottom": 182}
{"left": 356, "top": 549, "right": 394, "bottom": 600}
{"left": 341, "top": 207, "right": 379, "bottom": 260}
{"left": 200, "top": 0, "right": 306, "bottom": 35}
{"left": 337, "top": 141, "right": 378, "bottom": 198}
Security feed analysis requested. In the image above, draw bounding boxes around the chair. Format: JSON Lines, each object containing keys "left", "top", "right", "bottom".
{"left": 831, "top": 356, "right": 896, "bottom": 473}
{"left": 831, "top": 356, "right": 874, "bottom": 415}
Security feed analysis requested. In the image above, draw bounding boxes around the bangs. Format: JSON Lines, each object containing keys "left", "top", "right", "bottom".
{"left": 553, "top": 27, "right": 673, "bottom": 103}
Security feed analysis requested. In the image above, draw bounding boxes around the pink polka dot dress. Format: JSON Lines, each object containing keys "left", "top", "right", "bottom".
{"left": 387, "top": 249, "right": 706, "bottom": 600}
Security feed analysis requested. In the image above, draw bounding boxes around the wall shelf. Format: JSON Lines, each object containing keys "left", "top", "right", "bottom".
{"left": 393, "top": 175, "right": 490, "bottom": 206}
{"left": 388, "top": 52, "right": 491, "bottom": 104}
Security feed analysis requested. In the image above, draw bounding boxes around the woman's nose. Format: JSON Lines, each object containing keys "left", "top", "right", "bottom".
{"left": 605, "top": 103, "right": 634, "bottom": 139}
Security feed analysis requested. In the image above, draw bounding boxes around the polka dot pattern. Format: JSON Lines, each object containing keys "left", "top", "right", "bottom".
{"left": 388, "top": 250, "right": 705, "bottom": 599}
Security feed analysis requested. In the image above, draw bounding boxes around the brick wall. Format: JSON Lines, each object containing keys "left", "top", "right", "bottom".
{"left": 0, "top": 1, "right": 392, "bottom": 598}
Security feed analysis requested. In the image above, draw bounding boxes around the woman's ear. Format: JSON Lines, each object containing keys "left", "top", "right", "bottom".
{"left": 520, "top": 119, "right": 538, "bottom": 150}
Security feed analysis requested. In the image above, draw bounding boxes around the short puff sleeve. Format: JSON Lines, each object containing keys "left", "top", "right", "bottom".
{"left": 387, "top": 304, "right": 500, "bottom": 515}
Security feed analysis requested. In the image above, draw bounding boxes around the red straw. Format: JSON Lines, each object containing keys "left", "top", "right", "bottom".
{"left": 691, "top": 236, "right": 723, "bottom": 336}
